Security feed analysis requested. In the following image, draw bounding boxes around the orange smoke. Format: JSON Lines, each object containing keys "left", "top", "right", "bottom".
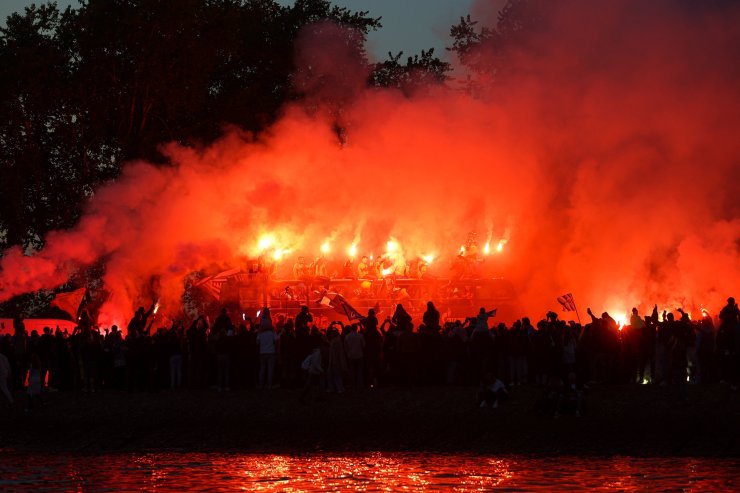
{"left": 0, "top": 0, "right": 738, "bottom": 324}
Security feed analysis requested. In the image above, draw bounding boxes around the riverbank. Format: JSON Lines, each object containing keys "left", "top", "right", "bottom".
{"left": 1, "top": 384, "right": 738, "bottom": 456}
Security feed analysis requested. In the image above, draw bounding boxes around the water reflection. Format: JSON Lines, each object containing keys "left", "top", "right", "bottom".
{"left": 0, "top": 452, "right": 737, "bottom": 492}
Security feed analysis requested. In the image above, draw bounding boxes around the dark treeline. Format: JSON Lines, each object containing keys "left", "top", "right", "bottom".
{"left": 0, "top": 0, "right": 553, "bottom": 255}
{"left": 0, "top": 0, "right": 459, "bottom": 255}
{"left": 0, "top": 0, "right": 549, "bottom": 318}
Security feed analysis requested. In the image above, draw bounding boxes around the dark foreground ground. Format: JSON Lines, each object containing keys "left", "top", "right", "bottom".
{"left": 1, "top": 384, "right": 738, "bottom": 456}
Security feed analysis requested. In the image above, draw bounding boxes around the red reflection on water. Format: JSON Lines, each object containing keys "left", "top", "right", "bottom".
{"left": 1, "top": 453, "right": 738, "bottom": 492}
{"left": 225, "top": 454, "right": 512, "bottom": 492}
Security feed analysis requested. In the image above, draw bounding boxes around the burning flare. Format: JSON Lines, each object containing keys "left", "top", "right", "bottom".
{"left": 273, "top": 248, "right": 285, "bottom": 261}
{"left": 257, "top": 234, "right": 275, "bottom": 252}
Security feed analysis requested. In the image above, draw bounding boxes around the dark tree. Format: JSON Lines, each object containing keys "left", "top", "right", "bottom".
{"left": 0, "top": 1, "right": 454, "bottom": 317}
{"left": 370, "top": 48, "right": 451, "bottom": 95}
{"left": 0, "top": 0, "right": 381, "bottom": 251}
{"left": 447, "top": 0, "right": 550, "bottom": 91}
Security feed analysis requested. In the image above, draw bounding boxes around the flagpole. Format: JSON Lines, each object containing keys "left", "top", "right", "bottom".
{"left": 572, "top": 299, "right": 583, "bottom": 326}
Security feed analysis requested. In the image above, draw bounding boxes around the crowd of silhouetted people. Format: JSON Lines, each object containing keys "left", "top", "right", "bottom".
{"left": 1, "top": 296, "right": 739, "bottom": 413}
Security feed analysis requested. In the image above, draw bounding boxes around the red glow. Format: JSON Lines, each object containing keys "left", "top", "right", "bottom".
{"left": 0, "top": 0, "right": 738, "bottom": 325}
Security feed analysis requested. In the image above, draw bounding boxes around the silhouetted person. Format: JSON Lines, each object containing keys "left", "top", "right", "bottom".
{"left": 80, "top": 326, "right": 102, "bottom": 392}
{"left": 357, "top": 256, "right": 374, "bottom": 279}
{"left": 295, "top": 305, "right": 313, "bottom": 337}
{"left": 212, "top": 307, "right": 234, "bottom": 335}
{"left": 127, "top": 302, "right": 155, "bottom": 338}
{"left": 396, "top": 322, "right": 420, "bottom": 386}
{"left": 167, "top": 322, "right": 184, "bottom": 390}
{"left": 555, "top": 372, "right": 584, "bottom": 417}
{"left": 445, "top": 320, "right": 468, "bottom": 385}
{"left": 37, "top": 326, "right": 55, "bottom": 390}
{"left": 299, "top": 341, "right": 325, "bottom": 404}
{"left": 696, "top": 311, "right": 715, "bottom": 383}
{"left": 327, "top": 325, "right": 346, "bottom": 393}
{"left": 391, "top": 304, "right": 412, "bottom": 333}
{"left": 215, "top": 324, "right": 231, "bottom": 391}
{"left": 508, "top": 320, "right": 529, "bottom": 386}
{"left": 670, "top": 311, "right": 692, "bottom": 400}
{"left": 362, "top": 308, "right": 383, "bottom": 388}
{"left": 477, "top": 374, "right": 508, "bottom": 408}
{"left": 26, "top": 353, "right": 43, "bottom": 410}
{"left": 344, "top": 323, "right": 365, "bottom": 389}
{"left": 279, "top": 319, "right": 299, "bottom": 388}
{"left": 11, "top": 317, "right": 28, "bottom": 391}
{"left": 422, "top": 302, "right": 441, "bottom": 332}
{"left": 0, "top": 351, "right": 12, "bottom": 405}
{"left": 256, "top": 308, "right": 279, "bottom": 389}
{"left": 718, "top": 297, "right": 739, "bottom": 390}
{"left": 470, "top": 307, "right": 496, "bottom": 384}
{"left": 187, "top": 316, "right": 209, "bottom": 388}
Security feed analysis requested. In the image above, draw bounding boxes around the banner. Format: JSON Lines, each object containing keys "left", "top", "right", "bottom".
{"left": 50, "top": 287, "right": 86, "bottom": 319}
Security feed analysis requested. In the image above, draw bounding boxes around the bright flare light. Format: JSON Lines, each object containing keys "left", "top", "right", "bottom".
{"left": 484, "top": 242, "right": 491, "bottom": 255}
{"left": 611, "top": 311, "right": 627, "bottom": 329}
{"left": 382, "top": 267, "right": 393, "bottom": 276}
{"left": 153, "top": 302, "right": 160, "bottom": 314}
{"left": 496, "top": 239, "right": 506, "bottom": 252}
{"left": 348, "top": 244, "right": 358, "bottom": 257}
{"left": 320, "top": 241, "right": 330, "bottom": 254}
{"left": 273, "top": 248, "right": 284, "bottom": 261}
{"left": 422, "top": 254, "right": 434, "bottom": 264}
{"left": 257, "top": 234, "right": 275, "bottom": 251}
{"left": 386, "top": 239, "right": 398, "bottom": 253}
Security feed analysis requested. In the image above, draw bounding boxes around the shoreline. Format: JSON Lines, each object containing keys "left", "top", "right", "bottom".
{"left": 1, "top": 384, "right": 739, "bottom": 457}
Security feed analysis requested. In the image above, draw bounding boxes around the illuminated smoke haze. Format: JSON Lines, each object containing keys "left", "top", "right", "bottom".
{"left": 0, "top": 0, "right": 738, "bottom": 325}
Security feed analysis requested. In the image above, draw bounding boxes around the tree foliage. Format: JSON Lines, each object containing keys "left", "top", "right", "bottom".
{"left": 370, "top": 48, "right": 451, "bottom": 95}
{"left": 0, "top": 0, "right": 453, "bottom": 317}
{"left": 0, "top": 0, "right": 388, "bottom": 251}
{"left": 447, "top": 0, "right": 549, "bottom": 90}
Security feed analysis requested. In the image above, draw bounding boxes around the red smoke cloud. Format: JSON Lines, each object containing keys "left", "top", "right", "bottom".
{"left": 1, "top": 0, "right": 738, "bottom": 325}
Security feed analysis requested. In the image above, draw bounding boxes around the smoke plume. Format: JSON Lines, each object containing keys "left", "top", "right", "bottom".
{"left": 1, "top": 0, "right": 738, "bottom": 325}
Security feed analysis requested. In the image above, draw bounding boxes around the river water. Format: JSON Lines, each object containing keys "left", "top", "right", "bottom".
{"left": 0, "top": 452, "right": 738, "bottom": 491}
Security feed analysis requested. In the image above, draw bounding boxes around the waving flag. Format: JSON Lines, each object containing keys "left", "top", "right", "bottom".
{"left": 557, "top": 293, "right": 577, "bottom": 312}
{"left": 194, "top": 268, "right": 241, "bottom": 300}
{"left": 50, "top": 287, "right": 87, "bottom": 319}
{"left": 316, "top": 290, "right": 365, "bottom": 321}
